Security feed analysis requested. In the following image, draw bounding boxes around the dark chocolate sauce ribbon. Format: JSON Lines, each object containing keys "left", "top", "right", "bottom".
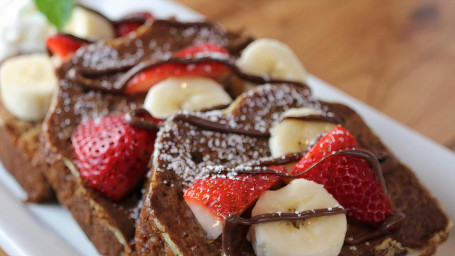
{"left": 209, "top": 148, "right": 404, "bottom": 252}
{"left": 222, "top": 209, "right": 406, "bottom": 255}
{"left": 125, "top": 110, "right": 402, "bottom": 246}
{"left": 124, "top": 108, "right": 160, "bottom": 132}
{"left": 114, "top": 57, "right": 308, "bottom": 91}
{"left": 70, "top": 56, "right": 310, "bottom": 93}
{"left": 173, "top": 113, "right": 270, "bottom": 137}
{"left": 344, "top": 211, "right": 406, "bottom": 245}
{"left": 164, "top": 112, "right": 343, "bottom": 138}
{"left": 205, "top": 149, "right": 389, "bottom": 197}
{"left": 284, "top": 114, "right": 344, "bottom": 125}
{"left": 125, "top": 110, "right": 343, "bottom": 139}
{"left": 222, "top": 207, "right": 346, "bottom": 255}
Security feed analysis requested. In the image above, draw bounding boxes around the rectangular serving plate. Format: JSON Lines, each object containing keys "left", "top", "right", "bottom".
{"left": 0, "top": 0, "right": 453, "bottom": 255}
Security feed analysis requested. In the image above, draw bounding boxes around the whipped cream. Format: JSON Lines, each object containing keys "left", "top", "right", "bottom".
{"left": 0, "top": 0, "right": 57, "bottom": 60}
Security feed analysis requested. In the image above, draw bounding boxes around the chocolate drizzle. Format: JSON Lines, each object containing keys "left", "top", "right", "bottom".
{"left": 209, "top": 148, "right": 404, "bottom": 252}
{"left": 113, "top": 57, "right": 308, "bottom": 93}
{"left": 222, "top": 207, "right": 346, "bottom": 255}
{"left": 173, "top": 113, "right": 271, "bottom": 137}
{"left": 222, "top": 207, "right": 405, "bottom": 255}
{"left": 284, "top": 114, "right": 344, "bottom": 125}
{"left": 66, "top": 19, "right": 253, "bottom": 92}
{"left": 205, "top": 149, "right": 389, "bottom": 197}
{"left": 247, "top": 152, "right": 306, "bottom": 167}
{"left": 345, "top": 211, "right": 406, "bottom": 245}
{"left": 124, "top": 108, "right": 160, "bottom": 132}
{"left": 124, "top": 108, "right": 402, "bottom": 248}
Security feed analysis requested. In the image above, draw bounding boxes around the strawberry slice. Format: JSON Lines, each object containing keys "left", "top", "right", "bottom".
{"left": 71, "top": 114, "right": 156, "bottom": 201}
{"left": 292, "top": 125, "right": 394, "bottom": 226}
{"left": 46, "top": 34, "right": 89, "bottom": 60}
{"left": 115, "top": 11, "right": 154, "bottom": 37}
{"left": 124, "top": 43, "right": 231, "bottom": 94}
{"left": 184, "top": 166, "right": 284, "bottom": 239}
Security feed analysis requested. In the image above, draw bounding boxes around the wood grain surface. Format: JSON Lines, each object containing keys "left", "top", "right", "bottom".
{"left": 176, "top": 0, "right": 455, "bottom": 150}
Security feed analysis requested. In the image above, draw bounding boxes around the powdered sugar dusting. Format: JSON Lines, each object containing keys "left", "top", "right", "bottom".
{"left": 153, "top": 84, "right": 316, "bottom": 189}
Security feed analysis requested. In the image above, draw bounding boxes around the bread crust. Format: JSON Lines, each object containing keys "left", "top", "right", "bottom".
{"left": 0, "top": 99, "right": 54, "bottom": 202}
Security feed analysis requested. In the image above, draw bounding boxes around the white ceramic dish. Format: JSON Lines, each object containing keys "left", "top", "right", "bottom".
{"left": 0, "top": 0, "right": 453, "bottom": 255}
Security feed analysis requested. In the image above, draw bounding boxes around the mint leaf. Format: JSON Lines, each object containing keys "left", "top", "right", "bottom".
{"left": 33, "top": 0, "right": 75, "bottom": 31}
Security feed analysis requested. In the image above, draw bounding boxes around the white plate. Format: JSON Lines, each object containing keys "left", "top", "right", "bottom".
{"left": 0, "top": 0, "right": 453, "bottom": 255}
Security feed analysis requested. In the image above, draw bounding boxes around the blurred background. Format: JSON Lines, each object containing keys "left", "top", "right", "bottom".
{"left": 176, "top": 0, "right": 455, "bottom": 151}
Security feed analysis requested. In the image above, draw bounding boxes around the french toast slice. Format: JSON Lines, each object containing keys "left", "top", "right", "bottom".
{"left": 135, "top": 83, "right": 451, "bottom": 255}
{"left": 0, "top": 99, "right": 54, "bottom": 202}
{"left": 40, "top": 19, "right": 251, "bottom": 255}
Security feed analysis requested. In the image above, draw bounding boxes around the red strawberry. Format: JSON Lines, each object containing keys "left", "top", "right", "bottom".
{"left": 124, "top": 43, "right": 231, "bottom": 94}
{"left": 46, "top": 34, "right": 88, "bottom": 60}
{"left": 292, "top": 125, "right": 393, "bottom": 226}
{"left": 115, "top": 11, "right": 154, "bottom": 37}
{"left": 71, "top": 115, "right": 156, "bottom": 201}
{"left": 184, "top": 167, "right": 284, "bottom": 238}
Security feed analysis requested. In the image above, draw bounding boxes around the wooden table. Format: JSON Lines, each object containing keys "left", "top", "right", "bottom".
{"left": 177, "top": 0, "right": 455, "bottom": 151}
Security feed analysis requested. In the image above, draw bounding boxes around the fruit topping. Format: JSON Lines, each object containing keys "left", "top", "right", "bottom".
{"left": 71, "top": 114, "right": 156, "bottom": 201}
{"left": 64, "top": 6, "right": 115, "bottom": 40}
{"left": 124, "top": 43, "right": 231, "bottom": 94}
{"left": 183, "top": 168, "right": 284, "bottom": 239}
{"left": 143, "top": 77, "right": 232, "bottom": 119}
{"left": 292, "top": 125, "right": 394, "bottom": 226}
{"left": 236, "top": 38, "right": 307, "bottom": 82}
{"left": 269, "top": 107, "right": 336, "bottom": 157}
{"left": 249, "top": 179, "right": 346, "bottom": 256}
{"left": 0, "top": 53, "right": 57, "bottom": 121}
{"left": 46, "top": 33, "right": 89, "bottom": 60}
{"left": 114, "top": 11, "right": 154, "bottom": 37}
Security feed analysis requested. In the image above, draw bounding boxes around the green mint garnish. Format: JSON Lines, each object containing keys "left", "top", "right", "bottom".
{"left": 33, "top": 0, "right": 76, "bottom": 31}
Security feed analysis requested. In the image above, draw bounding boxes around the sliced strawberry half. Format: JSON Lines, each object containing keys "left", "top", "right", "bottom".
{"left": 124, "top": 43, "right": 231, "bottom": 94}
{"left": 71, "top": 114, "right": 156, "bottom": 201}
{"left": 292, "top": 125, "right": 394, "bottom": 226}
{"left": 46, "top": 34, "right": 89, "bottom": 60}
{"left": 115, "top": 11, "right": 154, "bottom": 37}
{"left": 184, "top": 167, "right": 284, "bottom": 239}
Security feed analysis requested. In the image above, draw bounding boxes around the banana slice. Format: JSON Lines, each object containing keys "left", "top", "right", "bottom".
{"left": 269, "top": 107, "right": 335, "bottom": 157}
{"left": 0, "top": 53, "right": 57, "bottom": 121}
{"left": 143, "top": 77, "right": 232, "bottom": 119}
{"left": 249, "top": 179, "right": 347, "bottom": 256}
{"left": 236, "top": 38, "right": 307, "bottom": 82}
{"left": 64, "top": 6, "right": 114, "bottom": 40}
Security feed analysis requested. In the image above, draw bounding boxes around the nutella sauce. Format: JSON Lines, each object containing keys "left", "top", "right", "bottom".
{"left": 283, "top": 114, "right": 344, "bottom": 125}
{"left": 124, "top": 108, "right": 160, "bottom": 132}
{"left": 222, "top": 207, "right": 346, "bottom": 255}
{"left": 345, "top": 211, "right": 406, "bottom": 245}
{"left": 204, "top": 148, "right": 404, "bottom": 250}
{"left": 70, "top": 56, "right": 309, "bottom": 93}
{"left": 203, "top": 149, "right": 389, "bottom": 196}
{"left": 173, "top": 113, "right": 270, "bottom": 137}
{"left": 114, "top": 57, "right": 308, "bottom": 92}
{"left": 124, "top": 107, "right": 403, "bottom": 248}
